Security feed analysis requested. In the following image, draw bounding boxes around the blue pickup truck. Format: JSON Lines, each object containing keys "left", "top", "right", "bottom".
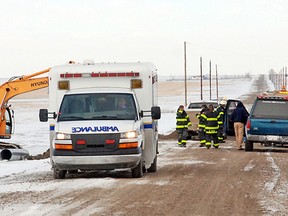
{"left": 245, "top": 95, "right": 288, "bottom": 151}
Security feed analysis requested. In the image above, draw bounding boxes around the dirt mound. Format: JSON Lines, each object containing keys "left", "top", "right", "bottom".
{"left": 27, "top": 149, "right": 50, "bottom": 160}
{"left": 159, "top": 130, "right": 178, "bottom": 140}
{"left": 159, "top": 130, "right": 199, "bottom": 141}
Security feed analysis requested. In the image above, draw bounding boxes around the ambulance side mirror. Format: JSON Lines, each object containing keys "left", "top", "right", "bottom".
{"left": 39, "top": 109, "right": 48, "bottom": 122}
{"left": 139, "top": 106, "right": 161, "bottom": 119}
{"left": 151, "top": 106, "right": 161, "bottom": 120}
{"left": 39, "top": 109, "right": 57, "bottom": 122}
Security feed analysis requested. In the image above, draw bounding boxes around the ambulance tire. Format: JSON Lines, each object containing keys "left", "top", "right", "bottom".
{"left": 53, "top": 167, "right": 67, "bottom": 179}
{"left": 147, "top": 155, "right": 157, "bottom": 172}
{"left": 131, "top": 159, "right": 144, "bottom": 178}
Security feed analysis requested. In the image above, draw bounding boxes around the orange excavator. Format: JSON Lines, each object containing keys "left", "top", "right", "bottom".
{"left": 0, "top": 68, "right": 50, "bottom": 160}
{"left": 0, "top": 68, "right": 50, "bottom": 138}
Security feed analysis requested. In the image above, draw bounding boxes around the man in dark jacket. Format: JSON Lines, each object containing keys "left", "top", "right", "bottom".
{"left": 176, "top": 105, "right": 192, "bottom": 147}
{"left": 231, "top": 101, "right": 249, "bottom": 150}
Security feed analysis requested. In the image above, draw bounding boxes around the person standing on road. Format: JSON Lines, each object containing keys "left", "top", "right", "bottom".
{"left": 204, "top": 104, "right": 219, "bottom": 149}
{"left": 176, "top": 105, "right": 192, "bottom": 147}
{"left": 196, "top": 104, "right": 209, "bottom": 147}
{"left": 231, "top": 101, "right": 249, "bottom": 150}
{"left": 215, "top": 100, "right": 227, "bottom": 143}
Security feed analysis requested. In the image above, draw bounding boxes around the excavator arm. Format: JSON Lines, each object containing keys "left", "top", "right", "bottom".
{"left": 0, "top": 68, "right": 50, "bottom": 138}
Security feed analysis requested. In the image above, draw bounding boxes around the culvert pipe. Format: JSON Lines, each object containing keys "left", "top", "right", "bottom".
{"left": 0, "top": 148, "right": 29, "bottom": 161}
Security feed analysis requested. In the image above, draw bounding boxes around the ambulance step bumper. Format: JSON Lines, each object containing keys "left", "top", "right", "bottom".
{"left": 53, "top": 154, "right": 141, "bottom": 170}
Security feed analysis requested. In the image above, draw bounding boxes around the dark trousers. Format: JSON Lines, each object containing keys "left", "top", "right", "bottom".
{"left": 198, "top": 128, "right": 206, "bottom": 144}
{"left": 206, "top": 132, "right": 219, "bottom": 147}
{"left": 217, "top": 124, "right": 224, "bottom": 141}
{"left": 177, "top": 129, "right": 188, "bottom": 146}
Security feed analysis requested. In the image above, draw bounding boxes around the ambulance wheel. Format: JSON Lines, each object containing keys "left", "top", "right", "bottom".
{"left": 53, "top": 167, "right": 67, "bottom": 179}
{"left": 147, "top": 155, "right": 157, "bottom": 172}
{"left": 131, "top": 159, "right": 144, "bottom": 178}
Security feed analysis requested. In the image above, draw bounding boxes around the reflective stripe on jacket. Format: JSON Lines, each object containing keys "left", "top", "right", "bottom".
{"left": 215, "top": 106, "right": 225, "bottom": 125}
{"left": 176, "top": 110, "right": 191, "bottom": 129}
{"left": 204, "top": 110, "right": 219, "bottom": 134}
{"left": 198, "top": 113, "right": 207, "bottom": 128}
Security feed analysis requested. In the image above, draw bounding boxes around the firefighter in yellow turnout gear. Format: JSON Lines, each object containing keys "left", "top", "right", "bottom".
{"left": 176, "top": 105, "right": 192, "bottom": 147}
{"left": 203, "top": 104, "right": 219, "bottom": 149}
{"left": 196, "top": 104, "right": 209, "bottom": 147}
{"left": 215, "top": 100, "right": 227, "bottom": 143}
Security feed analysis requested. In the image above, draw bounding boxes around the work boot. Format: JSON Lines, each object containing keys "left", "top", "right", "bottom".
{"left": 206, "top": 145, "right": 211, "bottom": 149}
{"left": 199, "top": 144, "right": 205, "bottom": 147}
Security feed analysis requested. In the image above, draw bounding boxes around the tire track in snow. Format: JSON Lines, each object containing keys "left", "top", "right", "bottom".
{"left": 259, "top": 153, "right": 288, "bottom": 216}
{"left": 243, "top": 160, "right": 255, "bottom": 171}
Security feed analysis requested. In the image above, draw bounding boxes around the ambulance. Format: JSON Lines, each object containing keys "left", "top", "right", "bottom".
{"left": 39, "top": 61, "right": 161, "bottom": 179}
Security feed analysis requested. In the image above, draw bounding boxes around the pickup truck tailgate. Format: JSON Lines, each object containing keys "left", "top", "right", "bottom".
{"left": 250, "top": 118, "right": 288, "bottom": 136}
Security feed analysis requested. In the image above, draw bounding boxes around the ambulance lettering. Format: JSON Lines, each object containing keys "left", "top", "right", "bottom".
{"left": 72, "top": 126, "right": 119, "bottom": 133}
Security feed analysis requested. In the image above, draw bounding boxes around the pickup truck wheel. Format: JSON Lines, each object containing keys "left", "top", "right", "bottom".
{"left": 147, "top": 155, "right": 157, "bottom": 172}
{"left": 131, "top": 159, "right": 144, "bottom": 178}
{"left": 142, "top": 165, "right": 147, "bottom": 173}
{"left": 245, "top": 141, "right": 253, "bottom": 151}
{"left": 53, "top": 167, "right": 67, "bottom": 179}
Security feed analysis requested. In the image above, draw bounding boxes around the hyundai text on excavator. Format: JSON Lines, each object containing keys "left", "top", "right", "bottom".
{"left": 0, "top": 68, "right": 50, "bottom": 160}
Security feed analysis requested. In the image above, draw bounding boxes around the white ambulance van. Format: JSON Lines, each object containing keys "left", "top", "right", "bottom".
{"left": 39, "top": 61, "right": 161, "bottom": 179}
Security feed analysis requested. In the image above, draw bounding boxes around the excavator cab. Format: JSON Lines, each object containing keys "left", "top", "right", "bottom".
{"left": 5, "top": 107, "right": 14, "bottom": 135}
{"left": 0, "top": 107, "right": 15, "bottom": 139}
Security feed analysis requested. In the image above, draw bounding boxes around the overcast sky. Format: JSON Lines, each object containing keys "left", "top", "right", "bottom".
{"left": 0, "top": 0, "right": 288, "bottom": 78}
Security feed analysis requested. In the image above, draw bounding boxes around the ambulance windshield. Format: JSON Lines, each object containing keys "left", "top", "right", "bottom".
{"left": 58, "top": 93, "right": 138, "bottom": 121}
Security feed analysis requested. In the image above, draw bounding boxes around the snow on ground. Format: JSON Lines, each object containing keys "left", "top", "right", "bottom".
{"left": 0, "top": 159, "right": 50, "bottom": 179}
{"left": 8, "top": 99, "right": 50, "bottom": 156}
{"left": 259, "top": 153, "right": 288, "bottom": 215}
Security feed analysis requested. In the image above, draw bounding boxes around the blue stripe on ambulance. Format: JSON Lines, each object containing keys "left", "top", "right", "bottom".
{"left": 50, "top": 125, "right": 55, "bottom": 131}
{"left": 144, "top": 122, "right": 153, "bottom": 129}
{"left": 144, "top": 124, "right": 153, "bottom": 129}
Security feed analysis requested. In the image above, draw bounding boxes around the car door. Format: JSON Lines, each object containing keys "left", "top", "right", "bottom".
{"left": 224, "top": 99, "right": 249, "bottom": 136}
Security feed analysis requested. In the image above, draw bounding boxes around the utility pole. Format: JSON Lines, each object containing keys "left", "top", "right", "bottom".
{"left": 216, "top": 64, "right": 218, "bottom": 101}
{"left": 282, "top": 67, "right": 286, "bottom": 87}
{"left": 276, "top": 73, "right": 278, "bottom": 90}
{"left": 285, "top": 67, "right": 287, "bottom": 88}
{"left": 209, "top": 60, "right": 212, "bottom": 100}
{"left": 184, "top": 41, "right": 187, "bottom": 106}
{"left": 200, "top": 57, "right": 203, "bottom": 100}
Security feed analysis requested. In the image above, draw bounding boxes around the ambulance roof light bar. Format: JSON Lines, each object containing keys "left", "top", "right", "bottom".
{"left": 60, "top": 72, "right": 140, "bottom": 78}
